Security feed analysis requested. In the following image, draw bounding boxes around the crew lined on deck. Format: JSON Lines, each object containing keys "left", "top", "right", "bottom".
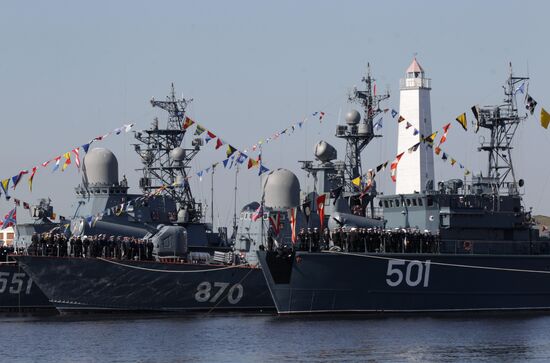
{"left": 293, "top": 227, "right": 439, "bottom": 253}
{"left": 27, "top": 228, "right": 440, "bottom": 261}
{"left": 28, "top": 233, "right": 154, "bottom": 260}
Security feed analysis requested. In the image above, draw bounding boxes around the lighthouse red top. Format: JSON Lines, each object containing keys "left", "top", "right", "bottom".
{"left": 406, "top": 57, "right": 424, "bottom": 74}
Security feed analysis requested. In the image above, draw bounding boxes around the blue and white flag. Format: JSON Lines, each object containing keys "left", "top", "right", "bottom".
{"left": 236, "top": 153, "right": 248, "bottom": 164}
{"left": 51, "top": 157, "right": 61, "bottom": 172}
{"left": 1, "top": 208, "right": 16, "bottom": 230}
{"left": 259, "top": 165, "right": 269, "bottom": 176}
{"left": 514, "top": 82, "right": 525, "bottom": 95}
{"left": 373, "top": 118, "right": 383, "bottom": 131}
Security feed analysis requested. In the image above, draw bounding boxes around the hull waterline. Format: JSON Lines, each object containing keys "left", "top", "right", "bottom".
{"left": 258, "top": 250, "right": 550, "bottom": 315}
{"left": 16, "top": 256, "right": 274, "bottom": 313}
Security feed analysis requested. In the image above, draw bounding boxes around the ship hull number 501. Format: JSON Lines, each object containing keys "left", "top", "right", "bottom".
{"left": 386, "top": 259, "right": 431, "bottom": 287}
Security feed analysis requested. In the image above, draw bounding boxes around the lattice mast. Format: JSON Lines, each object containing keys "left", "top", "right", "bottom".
{"left": 476, "top": 64, "right": 529, "bottom": 196}
{"left": 341, "top": 63, "right": 390, "bottom": 192}
{"left": 134, "top": 84, "right": 202, "bottom": 222}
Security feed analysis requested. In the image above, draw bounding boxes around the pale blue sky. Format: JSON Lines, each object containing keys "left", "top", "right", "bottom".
{"left": 1, "top": 0, "right": 550, "bottom": 224}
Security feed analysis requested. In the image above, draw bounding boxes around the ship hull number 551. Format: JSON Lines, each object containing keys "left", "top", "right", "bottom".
{"left": 386, "top": 259, "right": 431, "bottom": 287}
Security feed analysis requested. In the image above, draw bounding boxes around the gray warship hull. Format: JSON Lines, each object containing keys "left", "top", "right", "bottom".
{"left": 0, "top": 261, "right": 52, "bottom": 311}
{"left": 16, "top": 256, "right": 274, "bottom": 313}
{"left": 258, "top": 250, "right": 550, "bottom": 314}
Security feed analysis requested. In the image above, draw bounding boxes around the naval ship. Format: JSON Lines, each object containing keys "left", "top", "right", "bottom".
{"left": 0, "top": 200, "right": 56, "bottom": 311}
{"left": 0, "top": 257, "right": 51, "bottom": 311}
{"left": 257, "top": 61, "right": 550, "bottom": 314}
{"left": 15, "top": 85, "right": 274, "bottom": 313}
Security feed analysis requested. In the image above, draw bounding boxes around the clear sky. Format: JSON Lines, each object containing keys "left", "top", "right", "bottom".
{"left": 1, "top": 0, "right": 550, "bottom": 226}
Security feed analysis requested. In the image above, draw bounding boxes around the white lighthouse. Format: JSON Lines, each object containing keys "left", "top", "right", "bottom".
{"left": 395, "top": 58, "right": 435, "bottom": 194}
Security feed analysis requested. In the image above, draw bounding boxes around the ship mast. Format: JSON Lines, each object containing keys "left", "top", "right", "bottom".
{"left": 231, "top": 165, "right": 239, "bottom": 241}
{"left": 476, "top": 64, "right": 528, "bottom": 196}
{"left": 133, "top": 84, "right": 203, "bottom": 223}
{"left": 299, "top": 64, "right": 389, "bottom": 218}
{"left": 343, "top": 63, "right": 390, "bottom": 192}
{"left": 211, "top": 164, "right": 215, "bottom": 228}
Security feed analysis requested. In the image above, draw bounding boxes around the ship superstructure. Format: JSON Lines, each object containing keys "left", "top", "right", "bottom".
{"left": 298, "top": 64, "right": 389, "bottom": 227}
{"left": 135, "top": 84, "right": 202, "bottom": 223}
{"left": 234, "top": 66, "right": 390, "bottom": 261}
{"left": 68, "top": 84, "right": 229, "bottom": 248}
{"left": 380, "top": 65, "right": 536, "bottom": 250}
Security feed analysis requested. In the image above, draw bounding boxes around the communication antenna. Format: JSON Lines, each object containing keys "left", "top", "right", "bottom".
{"left": 475, "top": 64, "right": 529, "bottom": 196}
{"left": 340, "top": 63, "right": 390, "bottom": 191}
{"left": 133, "top": 84, "right": 202, "bottom": 222}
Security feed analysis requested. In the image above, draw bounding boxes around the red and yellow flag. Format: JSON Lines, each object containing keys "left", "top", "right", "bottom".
{"left": 316, "top": 194, "right": 326, "bottom": 231}
{"left": 289, "top": 207, "right": 297, "bottom": 244}
{"left": 183, "top": 117, "right": 195, "bottom": 130}
{"left": 28, "top": 167, "right": 37, "bottom": 192}
{"left": 61, "top": 152, "right": 71, "bottom": 171}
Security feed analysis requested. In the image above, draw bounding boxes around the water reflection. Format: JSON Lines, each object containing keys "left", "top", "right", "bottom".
{"left": 0, "top": 313, "right": 549, "bottom": 362}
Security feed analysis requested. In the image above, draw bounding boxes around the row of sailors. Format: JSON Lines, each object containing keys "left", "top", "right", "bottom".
{"left": 29, "top": 233, "right": 154, "bottom": 260}
{"left": 295, "top": 227, "right": 439, "bottom": 253}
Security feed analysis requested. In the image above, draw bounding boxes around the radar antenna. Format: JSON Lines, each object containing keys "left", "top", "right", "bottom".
{"left": 299, "top": 65, "right": 389, "bottom": 218}
{"left": 476, "top": 64, "right": 528, "bottom": 196}
{"left": 133, "top": 84, "right": 203, "bottom": 223}
{"left": 339, "top": 63, "right": 390, "bottom": 192}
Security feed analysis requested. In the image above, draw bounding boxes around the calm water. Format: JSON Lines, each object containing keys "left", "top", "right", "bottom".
{"left": 2, "top": 312, "right": 550, "bottom": 362}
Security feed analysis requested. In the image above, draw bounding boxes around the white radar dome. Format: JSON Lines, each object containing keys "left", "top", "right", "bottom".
{"left": 263, "top": 169, "right": 300, "bottom": 211}
{"left": 83, "top": 148, "right": 119, "bottom": 185}
{"left": 345, "top": 109, "right": 361, "bottom": 125}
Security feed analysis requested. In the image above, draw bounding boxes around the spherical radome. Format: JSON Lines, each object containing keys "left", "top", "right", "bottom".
{"left": 84, "top": 148, "right": 119, "bottom": 185}
{"left": 170, "top": 147, "right": 186, "bottom": 161}
{"left": 263, "top": 169, "right": 300, "bottom": 211}
{"left": 345, "top": 109, "right": 361, "bottom": 125}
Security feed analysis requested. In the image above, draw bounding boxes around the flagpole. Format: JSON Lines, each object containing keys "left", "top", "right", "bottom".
{"left": 259, "top": 146, "right": 265, "bottom": 247}
{"left": 211, "top": 164, "right": 215, "bottom": 230}
{"left": 260, "top": 179, "right": 265, "bottom": 247}
{"left": 232, "top": 165, "right": 239, "bottom": 242}
{"left": 260, "top": 159, "right": 269, "bottom": 248}
{"left": 13, "top": 209, "right": 18, "bottom": 254}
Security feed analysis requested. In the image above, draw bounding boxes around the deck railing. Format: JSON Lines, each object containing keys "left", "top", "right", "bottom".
{"left": 399, "top": 77, "right": 431, "bottom": 89}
